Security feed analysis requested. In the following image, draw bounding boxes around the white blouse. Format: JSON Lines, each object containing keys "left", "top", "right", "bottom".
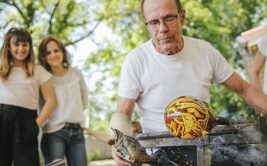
{"left": 0, "top": 65, "right": 51, "bottom": 110}
{"left": 42, "top": 67, "right": 88, "bottom": 133}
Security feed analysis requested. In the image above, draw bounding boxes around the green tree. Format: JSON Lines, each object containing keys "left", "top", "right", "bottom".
{"left": 1, "top": 0, "right": 267, "bottom": 131}
{"left": 0, "top": 0, "right": 104, "bottom": 46}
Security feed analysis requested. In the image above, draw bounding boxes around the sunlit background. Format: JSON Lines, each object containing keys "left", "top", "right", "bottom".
{"left": 1, "top": 0, "right": 267, "bottom": 163}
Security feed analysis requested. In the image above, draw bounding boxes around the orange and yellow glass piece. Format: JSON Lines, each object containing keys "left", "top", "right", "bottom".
{"left": 164, "top": 96, "right": 216, "bottom": 140}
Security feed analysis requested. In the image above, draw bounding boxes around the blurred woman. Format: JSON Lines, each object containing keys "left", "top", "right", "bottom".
{"left": 38, "top": 36, "right": 88, "bottom": 166}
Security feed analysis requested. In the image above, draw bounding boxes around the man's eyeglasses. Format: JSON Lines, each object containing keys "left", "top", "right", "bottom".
{"left": 145, "top": 15, "right": 179, "bottom": 30}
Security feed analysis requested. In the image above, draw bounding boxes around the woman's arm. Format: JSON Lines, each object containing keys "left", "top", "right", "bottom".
{"left": 84, "top": 128, "right": 112, "bottom": 144}
{"left": 36, "top": 79, "right": 57, "bottom": 127}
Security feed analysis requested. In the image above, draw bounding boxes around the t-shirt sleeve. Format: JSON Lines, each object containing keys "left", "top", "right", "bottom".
{"left": 34, "top": 65, "right": 52, "bottom": 85}
{"left": 210, "top": 45, "right": 234, "bottom": 83}
{"left": 118, "top": 52, "right": 142, "bottom": 99}
{"left": 257, "top": 36, "right": 267, "bottom": 57}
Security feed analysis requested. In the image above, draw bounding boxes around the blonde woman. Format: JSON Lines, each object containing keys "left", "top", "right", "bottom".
{"left": 0, "top": 28, "right": 56, "bottom": 166}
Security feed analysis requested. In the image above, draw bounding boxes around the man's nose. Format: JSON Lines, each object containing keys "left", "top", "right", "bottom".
{"left": 158, "top": 21, "right": 168, "bottom": 32}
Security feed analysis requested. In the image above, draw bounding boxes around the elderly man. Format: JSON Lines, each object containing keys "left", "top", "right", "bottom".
{"left": 110, "top": 0, "right": 267, "bottom": 165}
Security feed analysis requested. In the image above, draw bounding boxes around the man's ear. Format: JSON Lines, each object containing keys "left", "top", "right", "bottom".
{"left": 180, "top": 9, "right": 186, "bottom": 25}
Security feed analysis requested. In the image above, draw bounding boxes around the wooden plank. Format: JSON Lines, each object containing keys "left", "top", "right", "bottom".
{"left": 137, "top": 133, "right": 263, "bottom": 148}
{"left": 136, "top": 123, "right": 260, "bottom": 140}
{"left": 138, "top": 136, "right": 209, "bottom": 148}
{"left": 241, "top": 24, "right": 267, "bottom": 43}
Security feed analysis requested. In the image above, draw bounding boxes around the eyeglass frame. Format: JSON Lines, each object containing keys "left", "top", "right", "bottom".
{"left": 144, "top": 14, "right": 181, "bottom": 30}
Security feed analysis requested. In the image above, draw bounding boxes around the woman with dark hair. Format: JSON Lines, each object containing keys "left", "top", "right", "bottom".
{"left": 38, "top": 36, "right": 88, "bottom": 166}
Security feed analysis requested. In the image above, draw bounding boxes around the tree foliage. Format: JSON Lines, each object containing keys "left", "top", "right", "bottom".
{"left": 1, "top": 0, "right": 267, "bottom": 130}
{"left": 0, "top": 0, "right": 103, "bottom": 46}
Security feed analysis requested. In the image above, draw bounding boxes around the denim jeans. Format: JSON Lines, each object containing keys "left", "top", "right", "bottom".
{"left": 41, "top": 127, "right": 87, "bottom": 166}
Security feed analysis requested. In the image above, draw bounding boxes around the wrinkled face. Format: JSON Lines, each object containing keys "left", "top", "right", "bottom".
{"left": 9, "top": 37, "right": 30, "bottom": 66}
{"left": 45, "top": 41, "right": 64, "bottom": 69}
{"left": 143, "top": 0, "right": 185, "bottom": 55}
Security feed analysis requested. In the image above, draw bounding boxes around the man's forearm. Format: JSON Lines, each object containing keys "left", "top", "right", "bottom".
{"left": 239, "top": 83, "right": 267, "bottom": 115}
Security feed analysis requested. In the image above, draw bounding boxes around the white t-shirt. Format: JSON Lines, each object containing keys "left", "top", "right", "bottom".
{"left": 42, "top": 67, "right": 88, "bottom": 133}
{"left": 118, "top": 36, "right": 233, "bottom": 132}
{"left": 257, "top": 35, "right": 267, "bottom": 94}
{"left": 0, "top": 65, "right": 51, "bottom": 110}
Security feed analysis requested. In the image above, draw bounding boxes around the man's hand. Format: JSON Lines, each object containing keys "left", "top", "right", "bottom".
{"left": 107, "top": 138, "right": 131, "bottom": 165}
{"left": 112, "top": 146, "right": 132, "bottom": 166}
{"left": 106, "top": 138, "right": 115, "bottom": 145}
{"left": 109, "top": 97, "right": 137, "bottom": 165}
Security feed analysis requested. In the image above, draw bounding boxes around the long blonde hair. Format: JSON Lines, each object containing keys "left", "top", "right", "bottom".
{"left": 0, "top": 28, "right": 35, "bottom": 80}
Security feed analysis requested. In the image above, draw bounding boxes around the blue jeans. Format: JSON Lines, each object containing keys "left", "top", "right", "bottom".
{"left": 41, "top": 127, "right": 87, "bottom": 166}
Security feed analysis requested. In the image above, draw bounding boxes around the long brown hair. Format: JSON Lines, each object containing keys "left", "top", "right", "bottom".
{"left": 38, "top": 36, "right": 70, "bottom": 71}
{"left": 0, "top": 28, "right": 35, "bottom": 80}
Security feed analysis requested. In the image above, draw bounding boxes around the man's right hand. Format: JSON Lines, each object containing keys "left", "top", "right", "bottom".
{"left": 112, "top": 146, "right": 132, "bottom": 166}
{"left": 107, "top": 138, "right": 131, "bottom": 165}
{"left": 109, "top": 97, "right": 137, "bottom": 165}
